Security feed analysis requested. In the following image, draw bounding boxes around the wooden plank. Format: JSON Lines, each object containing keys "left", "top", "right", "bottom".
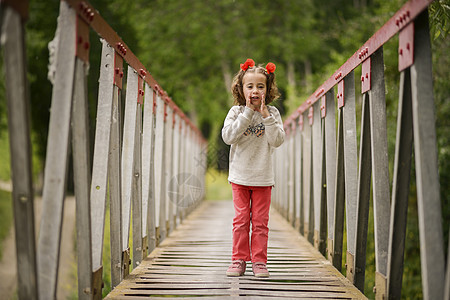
{"left": 105, "top": 200, "right": 366, "bottom": 299}
{"left": 91, "top": 39, "right": 115, "bottom": 270}
{"left": 71, "top": 58, "right": 93, "bottom": 299}
{"left": 2, "top": 6, "right": 38, "bottom": 299}
{"left": 410, "top": 10, "right": 445, "bottom": 300}
{"left": 109, "top": 83, "right": 123, "bottom": 288}
{"left": 37, "top": 2, "right": 76, "bottom": 298}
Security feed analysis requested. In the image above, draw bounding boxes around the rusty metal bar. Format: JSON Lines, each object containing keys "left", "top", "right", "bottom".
{"left": 283, "top": 0, "right": 434, "bottom": 123}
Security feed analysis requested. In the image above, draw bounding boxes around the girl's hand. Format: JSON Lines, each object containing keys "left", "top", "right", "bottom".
{"left": 246, "top": 92, "right": 257, "bottom": 111}
{"left": 260, "top": 93, "right": 270, "bottom": 118}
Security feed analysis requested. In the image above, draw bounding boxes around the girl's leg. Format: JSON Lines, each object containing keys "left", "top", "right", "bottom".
{"left": 250, "top": 186, "right": 272, "bottom": 263}
{"left": 231, "top": 183, "right": 251, "bottom": 261}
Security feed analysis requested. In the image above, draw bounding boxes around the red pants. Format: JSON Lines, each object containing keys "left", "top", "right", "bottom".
{"left": 231, "top": 183, "right": 272, "bottom": 263}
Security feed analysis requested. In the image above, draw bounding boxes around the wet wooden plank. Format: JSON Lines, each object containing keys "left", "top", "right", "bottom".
{"left": 106, "top": 200, "right": 367, "bottom": 299}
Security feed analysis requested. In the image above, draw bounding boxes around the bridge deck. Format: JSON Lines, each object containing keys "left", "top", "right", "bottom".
{"left": 105, "top": 200, "right": 366, "bottom": 299}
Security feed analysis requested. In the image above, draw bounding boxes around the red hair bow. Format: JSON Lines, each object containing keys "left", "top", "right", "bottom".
{"left": 266, "top": 62, "right": 276, "bottom": 74}
{"left": 240, "top": 58, "right": 255, "bottom": 71}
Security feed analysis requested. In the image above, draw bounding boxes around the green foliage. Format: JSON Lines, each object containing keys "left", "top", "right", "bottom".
{"left": 0, "top": 189, "right": 13, "bottom": 260}
{"left": 0, "top": 130, "right": 10, "bottom": 181}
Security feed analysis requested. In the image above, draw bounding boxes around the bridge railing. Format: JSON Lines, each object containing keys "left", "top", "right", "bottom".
{"left": 273, "top": 0, "right": 449, "bottom": 299}
{"left": 1, "top": 0, "right": 207, "bottom": 299}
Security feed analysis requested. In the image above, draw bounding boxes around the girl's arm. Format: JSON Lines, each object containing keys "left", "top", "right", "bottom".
{"left": 263, "top": 106, "right": 285, "bottom": 147}
{"left": 222, "top": 106, "right": 254, "bottom": 145}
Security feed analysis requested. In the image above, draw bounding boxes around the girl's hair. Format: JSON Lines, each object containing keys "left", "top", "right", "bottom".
{"left": 231, "top": 64, "right": 281, "bottom": 106}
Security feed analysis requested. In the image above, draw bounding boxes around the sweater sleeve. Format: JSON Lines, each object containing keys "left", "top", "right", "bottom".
{"left": 222, "top": 106, "right": 254, "bottom": 145}
{"left": 262, "top": 106, "right": 285, "bottom": 148}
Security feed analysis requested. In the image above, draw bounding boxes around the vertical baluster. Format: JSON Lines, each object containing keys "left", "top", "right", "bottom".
{"left": 313, "top": 101, "right": 325, "bottom": 253}
{"left": 353, "top": 92, "right": 372, "bottom": 290}
{"left": 155, "top": 95, "right": 167, "bottom": 241}
{"left": 142, "top": 84, "right": 155, "bottom": 253}
{"left": 109, "top": 103, "right": 123, "bottom": 284}
{"left": 410, "top": 10, "right": 444, "bottom": 300}
{"left": 165, "top": 105, "right": 174, "bottom": 234}
{"left": 298, "top": 115, "right": 305, "bottom": 235}
{"left": 172, "top": 113, "right": 181, "bottom": 225}
{"left": 342, "top": 71, "right": 358, "bottom": 275}
{"left": 386, "top": 69, "right": 413, "bottom": 299}
{"left": 109, "top": 50, "right": 123, "bottom": 288}
{"left": 89, "top": 39, "right": 116, "bottom": 295}
{"left": 282, "top": 137, "right": 288, "bottom": 218}
{"left": 178, "top": 119, "right": 186, "bottom": 221}
{"left": 37, "top": 2, "right": 76, "bottom": 298}
{"left": 288, "top": 123, "right": 296, "bottom": 225}
{"left": 2, "top": 5, "right": 38, "bottom": 299}
{"left": 121, "top": 65, "right": 140, "bottom": 275}
{"left": 285, "top": 128, "right": 292, "bottom": 223}
{"left": 132, "top": 91, "right": 143, "bottom": 268}
{"left": 332, "top": 106, "right": 345, "bottom": 270}
{"left": 303, "top": 111, "right": 313, "bottom": 242}
{"left": 71, "top": 21, "right": 94, "bottom": 296}
{"left": 368, "top": 48, "right": 391, "bottom": 298}
{"left": 324, "top": 90, "right": 336, "bottom": 261}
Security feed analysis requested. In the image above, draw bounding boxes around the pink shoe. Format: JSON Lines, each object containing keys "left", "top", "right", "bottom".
{"left": 226, "top": 260, "right": 246, "bottom": 277}
{"left": 252, "top": 262, "right": 269, "bottom": 278}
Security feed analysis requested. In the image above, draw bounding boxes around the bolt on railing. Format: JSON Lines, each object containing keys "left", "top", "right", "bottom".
{"left": 273, "top": 0, "right": 448, "bottom": 299}
{"left": 1, "top": 0, "right": 207, "bottom": 299}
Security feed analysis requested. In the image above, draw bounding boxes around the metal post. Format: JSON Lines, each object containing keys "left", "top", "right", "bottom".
{"left": 2, "top": 5, "right": 38, "bottom": 300}
{"left": 37, "top": 2, "right": 76, "bottom": 298}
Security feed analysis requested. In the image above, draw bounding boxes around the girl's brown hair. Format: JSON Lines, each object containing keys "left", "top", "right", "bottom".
{"left": 231, "top": 64, "right": 281, "bottom": 106}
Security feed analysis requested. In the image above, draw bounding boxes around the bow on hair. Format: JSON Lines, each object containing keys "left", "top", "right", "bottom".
{"left": 240, "top": 58, "right": 255, "bottom": 71}
{"left": 266, "top": 62, "right": 276, "bottom": 74}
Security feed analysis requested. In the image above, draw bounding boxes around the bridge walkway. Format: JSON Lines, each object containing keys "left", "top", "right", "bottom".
{"left": 106, "top": 200, "right": 366, "bottom": 299}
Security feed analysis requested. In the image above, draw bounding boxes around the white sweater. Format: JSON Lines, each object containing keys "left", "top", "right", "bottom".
{"left": 222, "top": 105, "right": 285, "bottom": 186}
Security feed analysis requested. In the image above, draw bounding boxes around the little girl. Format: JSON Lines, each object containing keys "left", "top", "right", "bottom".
{"left": 222, "top": 58, "right": 285, "bottom": 277}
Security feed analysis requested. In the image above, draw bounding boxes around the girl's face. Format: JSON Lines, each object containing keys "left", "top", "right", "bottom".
{"left": 242, "top": 72, "right": 267, "bottom": 106}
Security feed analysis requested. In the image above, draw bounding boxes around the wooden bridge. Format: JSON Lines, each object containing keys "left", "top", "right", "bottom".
{"left": 1, "top": 0, "right": 449, "bottom": 299}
